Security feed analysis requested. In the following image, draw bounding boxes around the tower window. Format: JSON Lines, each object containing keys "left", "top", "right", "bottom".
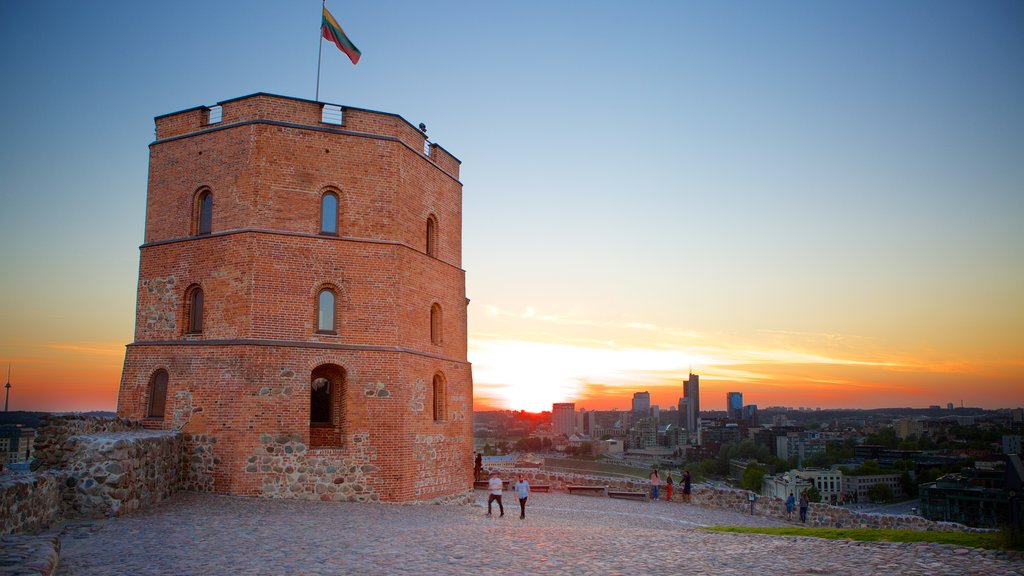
{"left": 196, "top": 190, "right": 213, "bottom": 235}
{"left": 426, "top": 215, "right": 437, "bottom": 257}
{"left": 317, "top": 288, "right": 336, "bottom": 333}
{"left": 432, "top": 373, "right": 446, "bottom": 422}
{"left": 320, "top": 192, "right": 338, "bottom": 235}
{"left": 430, "top": 303, "right": 442, "bottom": 345}
{"left": 186, "top": 286, "right": 204, "bottom": 334}
{"left": 148, "top": 369, "right": 168, "bottom": 419}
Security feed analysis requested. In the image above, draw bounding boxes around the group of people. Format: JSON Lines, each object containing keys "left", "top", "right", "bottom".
{"left": 485, "top": 471, "right": 531, "bottom": 519}
{"left": 785, "top": 491, "right": 811, "bottom": 523}
{"left": 648, "top": 469, "right": 691, "bottom": 502}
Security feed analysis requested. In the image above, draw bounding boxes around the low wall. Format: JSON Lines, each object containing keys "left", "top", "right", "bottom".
{"left": 496, "top": 468, "right": 979, "bottom": 533}
{"left": 62, "top": 430, "right": 182, "bottom": 518}
{"left": 0, "top": 472, "right": 64, "bottom": 535}
{"left": 34, "top": 414, "right": 142, "bottom": 470}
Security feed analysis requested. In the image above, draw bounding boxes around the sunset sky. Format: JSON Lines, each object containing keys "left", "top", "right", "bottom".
{"left": 0, "top": 1, "right": 1022, "bottom": 413}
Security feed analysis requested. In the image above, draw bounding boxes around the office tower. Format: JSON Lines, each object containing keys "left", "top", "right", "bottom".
{"left": 553, "top": 403, "right": 576, "bottom": 437}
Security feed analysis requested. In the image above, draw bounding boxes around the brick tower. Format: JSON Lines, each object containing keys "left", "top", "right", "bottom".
{"left": 116, "top": 93, "right": 472, "bottom": 503}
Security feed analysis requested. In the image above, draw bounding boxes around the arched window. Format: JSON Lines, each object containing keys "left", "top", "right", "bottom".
{"left": 148, "top": 369, "right": 168, "bottom": 419}
{"left": 426, "top": 215, "right": 437, "bottom": 257}
{"left": 432, "top": 373, "right": 446, "bottom": 422}
{"left": 196, "top": 190, "right": 213, "bottom": 235}
{"left": 430, "top": 303, "right": 442, "bottom": 345}
{"left": 317, "top": 288, "right": 336, "bottom": 333}
{"left": 310, "top": 364, "right": 345, "bottom": 447}
{"left": 310, "top": 377, "right": 332, "bottom": 424}
{"left": 186, "top": 286, "right": 204, "bottom": 334}
{"left": 320, "top": 192, "right": 338, "bottom": 235}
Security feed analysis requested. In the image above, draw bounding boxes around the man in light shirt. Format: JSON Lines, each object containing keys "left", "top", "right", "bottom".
{"left": 513, "top": 474, "right": 530, "bottom": 520}
{"left": 486, "top": 472, "right": 505, "bottom": 517}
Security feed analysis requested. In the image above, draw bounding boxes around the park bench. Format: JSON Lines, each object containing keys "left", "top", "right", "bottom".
{"left": 608, "top": 491, "right": 648, "bottom": 501}
{"left": 530, "top": 484, "right": 551, "bottom": 493}
{"left": 567, "top": 485, "right": 607, "bottom": 496}
{"left": 474, "top": 480, "right": 509, "bottom": 490}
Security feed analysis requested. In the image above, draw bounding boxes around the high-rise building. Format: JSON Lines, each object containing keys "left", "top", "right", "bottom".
{"left": 650, "top": 405, "right": 660, "bottom": 421}
{"left": 683, "top": 373, "right": 700, "bottom": 434}
{"left": 677, "top": 397, "right": 687, "bottom": 428}
{"left": 576, "top": 408, "right": 595, "bottom": 437}
{"left": 632, "top": 391, "right": 651, "bottom": 418}
{"left": 553, "top": 403, "right": 576, "bottom": 437}
{"left": 727, "top": 392, "right": 743, "bottom": 419}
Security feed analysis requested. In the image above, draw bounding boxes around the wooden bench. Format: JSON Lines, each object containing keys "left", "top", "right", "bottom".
{"left": 567, "top": 485, "right": 607, "bottom": 496}
{"left": 530, "top": 484, "right": 551, "bottom": 493}
{"left": 608, "top": 491, "right": 648, "bottom": 501}
{"left": 474, "top": 480, "right": 509, "bottom": 490}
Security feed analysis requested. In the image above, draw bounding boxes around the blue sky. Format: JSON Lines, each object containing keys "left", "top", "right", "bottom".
{"left": 0, "top": 1, "right": 1022, "bottom": 411}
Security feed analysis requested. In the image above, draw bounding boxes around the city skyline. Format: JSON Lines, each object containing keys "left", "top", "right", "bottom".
{"left": 1, "top": 2, "right": 1023, "bottom": 413}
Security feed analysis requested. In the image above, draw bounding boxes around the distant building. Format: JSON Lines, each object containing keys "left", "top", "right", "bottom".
{"left": 844, "top": 473, "right": 904, "bottom": 503}
{"left": 683, "top": 373, "right": 700, "bottom": 435}
{"left": 628, "top": 418, "right": 658, "bottom": 450}
{"left": 576, "top": 408, "right": 595, "bottom": 438}
{"left": 552, "top": 403, "right": 576, "bottom": 437}
{"left": 919, "top": 456, "right": 1024, "bottom": 528}
{"left": 794, "top": 468, "right": 844, "bottom": 504}
{"left": 0, "top": 426, "right": 33, "bottom": 464}
{"left": 762, "top": 471, "right": 813, "bottom": 500}
{"left": 727, "top": 392, "right": 743, "bottom": 420}
{"left": 776, "top": 432, "right": 826, "bottom": 464}
{"left": 947, "top": 403, "right": 955, "bottom": 411}
{"left": 632, "top": 392, "right": 651, "bottom": 419}
{"left": 1003, "top": 435, "right": 1022, "bottom": 455}
{"left": 742, "top": 404, "right": 758, "bottom": 426}
{"left": 896, "top": 418, "right": 925, "bottom": 439}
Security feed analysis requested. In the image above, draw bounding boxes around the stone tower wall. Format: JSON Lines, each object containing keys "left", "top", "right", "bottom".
{"left": 118, "top": 93, "right": 472, "bottom": 503}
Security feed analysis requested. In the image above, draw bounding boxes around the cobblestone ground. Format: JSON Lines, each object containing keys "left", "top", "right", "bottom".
{"left": 55, "top": 492, "right": 1024, "bottom": 576}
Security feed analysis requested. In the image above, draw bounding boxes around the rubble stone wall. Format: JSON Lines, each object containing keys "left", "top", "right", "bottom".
{"left": 0, "top": 472, "right": 64, "bottom": 535}
{"left": 497, "top": 468, "right": 981, "bottom": 533}
{"left": 62, "top": 430, "right": 182, "bottom": 519}
{"left": 33, "top": 415, "right": 142, "bottom": 470}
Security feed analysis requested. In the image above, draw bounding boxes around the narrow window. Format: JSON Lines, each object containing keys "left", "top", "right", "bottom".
{"left": 310, "top": 377, "right": 332, "bottom": 424}
{"left": 148, "top": 370, "right": 168, "bottom": 419}
{"left": 430, "top": 303, "right": 442, "bottom": 345}
{"left": 320, "top": 192, "right": 338, "bottom": 235}
{"left": 317, "top": 289, "right": 336, "bottom": 333}
{"left": 187, "top": 287, "right": 204, "bottom": 334}
{"left": 197, "top": 190, "right": 213, "bottom": 235}
{"left": 432, "top": 374, "right": 446, "bottom": 422}
{"left": 426, "top": 216, "right": 437, "bottom": 257}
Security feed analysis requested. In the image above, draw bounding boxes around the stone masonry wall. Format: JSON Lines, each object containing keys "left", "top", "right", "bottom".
{"left": 62, "top": 431, "right": 182, "bottom": 519}
{"left": 34, "top": 415, "right": 141, "bottom": 471}
{"left": 0, "top": 472, "right": 63, "bottom": 535}
{"left": 496, "top": 468, "right": 981, "bottom": 533}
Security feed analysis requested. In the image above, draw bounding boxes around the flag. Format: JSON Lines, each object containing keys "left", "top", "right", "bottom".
{"left": 322, "top": 7, "right": 361, "bottom": 65}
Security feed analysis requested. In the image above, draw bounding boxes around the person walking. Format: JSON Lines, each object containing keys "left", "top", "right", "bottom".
{"left": 474, "top": 452, "right": 482, "bottom": 481}
{"left": 665, "top": 472, "right": 674, "bottom": 502}
{"left": 799, "top": 492, "right": 809, "bottom": 523}
{"left": 650, "top": 469, "right": 661, "bottom": 501}
{"left": 682, "top": 469, "right": 692, "bottom": 503}
{"left": 486, "top": 472, "right": 504, "bottom": 517}
{"left": 785, "top": 492, "right": 796, "bottom": 521}
{"left": 513, "top": 474, "right": 530, "bottom": 519}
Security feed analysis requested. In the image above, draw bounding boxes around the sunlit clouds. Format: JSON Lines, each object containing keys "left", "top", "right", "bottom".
{"left": 468, "top": 304, "right": 1023, "bottom": 411}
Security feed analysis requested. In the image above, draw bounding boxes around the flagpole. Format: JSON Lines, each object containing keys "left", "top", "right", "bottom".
{"left": 315, "top": 0, "right": 325, "bottom": 102}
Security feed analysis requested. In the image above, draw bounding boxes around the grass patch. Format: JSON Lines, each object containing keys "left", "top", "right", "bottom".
{"left": 704, "top": 526, "right": 1021, "bottom": 551}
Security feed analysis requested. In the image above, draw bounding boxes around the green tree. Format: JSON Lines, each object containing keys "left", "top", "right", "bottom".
{"left": 740, "top": 464, "right": 767, "bottom": 492}
{"left": 804, "top": 485, "right": 822, "bottom": 503}
{"left": 867, "top": 482, "right": 894, "bottom": 503}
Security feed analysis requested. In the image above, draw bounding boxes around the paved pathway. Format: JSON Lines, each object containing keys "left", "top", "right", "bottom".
{"left": 55, "top": 491, "right": 1023, "bottom": 575}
